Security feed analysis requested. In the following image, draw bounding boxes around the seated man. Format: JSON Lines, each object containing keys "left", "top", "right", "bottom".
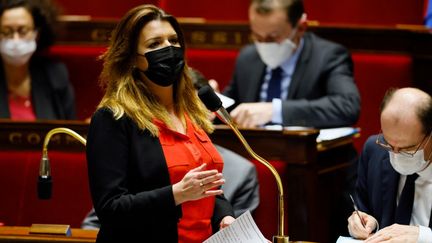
{"left": 223, "top": 0, "right": 360, "bottom": 128}
{"left": 82, "top": 145, "right": 260, "bottom": 229}
{"left": 348, "top": 87, "right": 432, "bottom": 242}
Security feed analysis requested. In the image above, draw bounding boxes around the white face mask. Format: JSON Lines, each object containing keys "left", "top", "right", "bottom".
{"left": 389, "top": 149, "right": 431, "bottom": 175}
{"left": 255, "top": 29, "right": 297, "bottom": 69}
{"left": 0, "top": 37, "right": 37, "bottom": 66}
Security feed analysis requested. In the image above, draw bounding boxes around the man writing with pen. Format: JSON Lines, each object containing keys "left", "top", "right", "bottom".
{"left": 348, "top": 87, "right": 432, "bottom": 243}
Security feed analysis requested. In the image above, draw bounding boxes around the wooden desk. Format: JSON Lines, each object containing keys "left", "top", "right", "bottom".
{"left": 210, "top": 125, "right": 357, "bottom": 242}
{"left": 0, "top": 226, "right": 97, "bottom": 243}
{"left": 0, "top": 226, "right": 317, "bottom": 243}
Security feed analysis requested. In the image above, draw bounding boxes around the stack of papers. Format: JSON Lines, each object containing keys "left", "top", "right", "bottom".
{"left": 204, "top": 211, "right": 268, "bottom": 243}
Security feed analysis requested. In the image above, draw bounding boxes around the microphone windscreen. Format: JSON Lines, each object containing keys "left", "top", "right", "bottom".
{"left": 198, "top": 85, "right": 222, "bottom": 112}
{"left": 38, "top": 176, "right": 52, "bottom": 199}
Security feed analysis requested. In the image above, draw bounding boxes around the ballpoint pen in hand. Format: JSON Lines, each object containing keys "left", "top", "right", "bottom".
{"left": 349, "top": 194, "right": 367, "bottom": 228}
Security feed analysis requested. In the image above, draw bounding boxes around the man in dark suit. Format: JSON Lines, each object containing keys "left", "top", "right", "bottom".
{"left": 348, "top": 88, "right": 432, "bottom": 242}
{"left": 223, "top": 0, "right": 360, "bottom": 128}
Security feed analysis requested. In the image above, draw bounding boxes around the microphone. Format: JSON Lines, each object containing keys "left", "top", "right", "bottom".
{"left": 198, "top": 85, "right": 289, "bottom": 243}
{"left": 38, "top": 128, "right": 86, "bottom": 199}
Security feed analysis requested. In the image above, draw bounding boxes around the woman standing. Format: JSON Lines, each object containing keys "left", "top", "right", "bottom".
{"left": 86, "top": 4, "right": 234, "bottom": 243}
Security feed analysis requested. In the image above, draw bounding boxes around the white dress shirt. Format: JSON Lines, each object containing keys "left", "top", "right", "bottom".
{"left": 258, "top": 39, "right": 304, "bottom": 124}
{"left": 397, "top": 164, "right": 432, "bottom": 243}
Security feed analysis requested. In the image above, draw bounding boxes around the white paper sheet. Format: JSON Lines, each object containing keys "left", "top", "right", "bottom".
{"left": 203, "top": 211, "right": 268, "bottom": 243}
{"left": 316, "top": 127, "right": 360, "bottom": 142}
{"left": 216, "top": 92, "right": 235, "bottom": 109}
{"left": 336, "top": 236, "right": 363, "bottom": 243}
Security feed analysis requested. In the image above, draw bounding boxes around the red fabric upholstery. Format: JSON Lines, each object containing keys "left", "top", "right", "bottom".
{"left": 160, "top": 0, "right": 423, "bottom": 25}
{"left": 304, "top": 1, "right": 424, "bottom": 25}
{"left": 159, "top": 0, "right": 249, "bottom": 21}
{"left": 186, "top": 49, "right": 239, "bottom": 90}
{"left": 0, "top": 151, "right": 92, "bottom": 227}
{"left": 48, "top": 45, "right": 106, "bottom": 120}
{"left": 352, "top": 53, "right": 412, "bottom": 151}
{"left": 55, "top": 0, "right": 159, "bottom": 18}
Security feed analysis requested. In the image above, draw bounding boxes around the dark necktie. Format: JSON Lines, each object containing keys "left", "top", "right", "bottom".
{"left": 266, "top": 67, "right": 283, "bottom": 102}
{"left": 395, "top": 173, "right": 419, "bottom": 225}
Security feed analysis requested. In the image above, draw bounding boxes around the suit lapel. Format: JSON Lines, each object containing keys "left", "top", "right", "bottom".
{"left": 380, "top": 155, "right": 399, "bottom": 228}
{"left": 288, "top": 33, "right": 312, "bottom": 99}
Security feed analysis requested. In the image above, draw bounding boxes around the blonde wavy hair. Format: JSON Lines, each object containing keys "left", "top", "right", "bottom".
{"left": 97, "top": 4, "right": 213, "bottom": 136}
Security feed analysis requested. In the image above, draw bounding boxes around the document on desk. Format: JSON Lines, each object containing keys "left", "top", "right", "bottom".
{"left": 336, "top": 236, "right": 363, "bottom": 243}
{"left": 203, "top": 210, "right": 267, "bottom": 243}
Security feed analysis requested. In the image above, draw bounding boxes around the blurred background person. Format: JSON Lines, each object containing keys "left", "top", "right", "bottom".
{"left": 86, "top": 5, "right": 234, "bottom": 242}
{"left": 223, "top": 0, "right": 360, "bottom": 128}
{"left": 0, "top": 0, "right": 75, "bottom": 120}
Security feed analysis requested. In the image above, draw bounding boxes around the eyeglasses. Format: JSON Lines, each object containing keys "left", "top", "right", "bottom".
{"left": 0, "top": 26, "right": 35, "bottom": 39}
{"left": 375, "top": 131, "right": 432, "bottom": 157}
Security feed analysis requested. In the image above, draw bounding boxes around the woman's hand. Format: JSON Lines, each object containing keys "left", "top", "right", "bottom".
{"left": 172, "top": 163, "right": 225, "bottom": 205}
{"left": 219, "top": 216, "right": 235, "bottom": 230}
{"left": 219, "top": 216, "right": 272, "bottom": 243}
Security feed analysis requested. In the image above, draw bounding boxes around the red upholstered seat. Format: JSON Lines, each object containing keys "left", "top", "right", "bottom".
{"left": 0, "top": 151, "right": 92, "bottom": 228}
{"left": 352, "top": 53, "right": 412, "bottom": 151}
{"left": 160, "top": 0, "right": 423, "bottom": 25}
{"left": 48, "top": 45, "right": 107, "bottom": 120}
{"left": 186, "top": 49, "right": 239, "bottom": 90}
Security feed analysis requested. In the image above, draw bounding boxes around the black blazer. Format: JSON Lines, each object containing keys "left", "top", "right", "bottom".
{"left": 355, "top": 135, "right": 401, "bottom": 228}
{"left": 223, "top": 32, "right": 360, "bottom": 128}
{"left": 86, "top": 109, "right": 234, "bottom": 242}
{"left": 0, "top": 57, "right": 76, "bottom": 120}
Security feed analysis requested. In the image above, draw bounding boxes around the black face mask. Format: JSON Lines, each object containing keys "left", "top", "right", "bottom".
{"left": 139, "top": 46, "right": 185, "bottom": 87}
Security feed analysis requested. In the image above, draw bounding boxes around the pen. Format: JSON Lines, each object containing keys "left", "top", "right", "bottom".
{"left": 349, "top": 194, "right": 367, "bottom": 228}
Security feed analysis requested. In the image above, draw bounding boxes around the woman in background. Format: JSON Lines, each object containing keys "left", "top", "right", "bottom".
{"left": 86, "top": 4, "right": 234, "bottom": 243}
{"left": 0, "top": 0, "right": 75, "bottom": 120}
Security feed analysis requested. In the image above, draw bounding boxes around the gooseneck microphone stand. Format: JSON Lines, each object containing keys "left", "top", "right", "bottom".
{"left": 198, "top": 86, "right": 289, "bottom": 243}
{"left": 39, "top": 128, "right": 87, "bottom": 199}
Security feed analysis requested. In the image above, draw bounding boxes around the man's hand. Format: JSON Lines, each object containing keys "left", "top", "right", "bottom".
{"left": 208, "top": 79, "right": 220, "bottom": 92}
{"left": 230, "top": 102, "right": 273, "bottom": 128}
{"left": 364, "top": 224, "right": 419, "bottom": 243}
{"left": 348, "top": 211, "right": 377, "bottom": 239}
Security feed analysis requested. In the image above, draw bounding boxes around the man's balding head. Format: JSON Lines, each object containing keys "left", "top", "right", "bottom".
{"left": 380, "top": 88, "right": 432, "bottom": 134}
